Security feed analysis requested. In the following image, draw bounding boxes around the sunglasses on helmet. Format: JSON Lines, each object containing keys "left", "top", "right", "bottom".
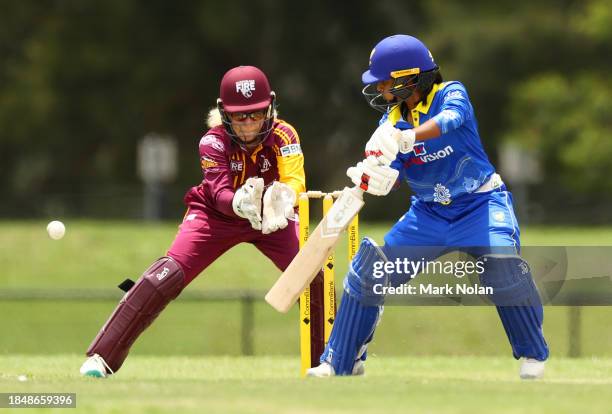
{"left": 228, "top": 110, "right": 266, "bottom": 122}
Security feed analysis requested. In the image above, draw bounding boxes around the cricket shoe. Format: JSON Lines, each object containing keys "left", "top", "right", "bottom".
{"left": 80, "top": 354, "right": 113, "bottom": 378}
{"left": 306, "top": 360, "right": 365, "bottom": 377}
{"left": 519, "top": 358, "right": 545, "bottom": 379}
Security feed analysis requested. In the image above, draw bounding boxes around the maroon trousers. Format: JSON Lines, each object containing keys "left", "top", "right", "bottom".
{"left": 167, "top": 204, "right": 325, "bottom": 366}
{"left": 167, "top": 204, "right": 299, "bottom": 285}
{"left": 87, "top": 202, "right": 324, "bottom": 371}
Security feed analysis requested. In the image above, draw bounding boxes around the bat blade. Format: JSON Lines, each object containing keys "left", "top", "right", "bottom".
{"left": 265, "top": 187, "right": 364, "bottom": 312}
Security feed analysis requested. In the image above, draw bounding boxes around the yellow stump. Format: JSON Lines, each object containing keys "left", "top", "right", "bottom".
{"left": 322, "top": 194, "right": 335, "bottom": 343}
{"left": 298, "top": 194, "right": 311, "bottom": 377}
{"left": 348, "top": 214, "right": 359, "bottom": 261}
{"left": 298, "top": 190, "right": 357, "bottom": 376}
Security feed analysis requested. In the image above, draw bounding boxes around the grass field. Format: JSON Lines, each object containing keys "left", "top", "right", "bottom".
{"left": 1, "top": 355, "right": 611, "bottom": 413}
{"left": 2, "top": 221, "right": 612, "bottom": 290}
{"left": 1, "top": 221, "right": 611, "bottom": 357}
{"left": 0, "top": 221, "right": 611, "bottom": 412}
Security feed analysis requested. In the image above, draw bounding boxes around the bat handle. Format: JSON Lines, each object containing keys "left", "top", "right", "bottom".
{"left": 349, "top": 185, "right": 365, "bottom": 200}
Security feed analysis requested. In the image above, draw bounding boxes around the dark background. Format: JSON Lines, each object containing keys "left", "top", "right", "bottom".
{"left": 1, "top": 0, "right": 610, "bottom": 222}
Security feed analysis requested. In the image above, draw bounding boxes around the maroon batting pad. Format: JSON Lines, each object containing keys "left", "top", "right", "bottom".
{"left": 86, "top": 257, "right": 185, "bottom": 372}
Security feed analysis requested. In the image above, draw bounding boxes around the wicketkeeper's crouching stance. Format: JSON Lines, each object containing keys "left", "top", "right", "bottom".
{"left": 306, "top": 35, "right": 549, "bottom": 379}
{"left": 80, "top": 66, "right": 321, "bottom": 377}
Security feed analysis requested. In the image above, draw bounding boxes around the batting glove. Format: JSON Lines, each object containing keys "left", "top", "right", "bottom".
{"left": 262, "top": 181, "right": 296, "bottom": 234}
{"left": 396, "top": 128, "right": 416, "bottom": 154}
{"left": 232, "top": 177, "right": 264, "bottom": 230}
{"left": 347, "top": 156, "right": 399, "bottom": 196}
{"left": 365, "top": 121, "right": 416, "bottom": 165}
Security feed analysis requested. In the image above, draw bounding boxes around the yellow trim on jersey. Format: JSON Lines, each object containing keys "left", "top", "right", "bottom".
{"left": 271, "top": 120, "right": 305, "bottom": 204}
{"left": 387, "top": 104, "right": 402, "bottom": 126}
{"left": 276, "top": 153, "right": 305, "bottom": 205}
{"left": 414, "top": 82, "right": 444, "bottom": 114}
{"left": 250, "top": 144, "right": 264, "bottom": 164}
{"left": 274, "top": 127, "right": 292, "bottom": 146}
{"left": 240, "top": 152, "right": 247, "bottom": 185}
{"left": 232, "top": 154, "right": 239, "bottom": 188}
{"left": 387, "top": 82, "right": 445, "bottom": 127}
{"left": 277, "top": 120, "right": 300, "bottom": 141}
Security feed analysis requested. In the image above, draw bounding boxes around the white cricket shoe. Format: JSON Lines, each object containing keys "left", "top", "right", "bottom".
{"left": 352, "top": 359, "right": 365, "bottom": 376}
{"left": 306, "top": 362, "right": 334, "bottom": 377}
{"left": 519, "top": 358, "right": 545, "bottom": 379}
{"left": 306, "top": 360, "right": 365, "bottom": 377}
{"left": 80, "top": 354, "right": 113, "bottom": 378}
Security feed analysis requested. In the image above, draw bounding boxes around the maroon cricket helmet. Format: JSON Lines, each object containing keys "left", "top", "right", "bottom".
{"left": 219, "top": 66, "right": 272, "bottom": 113}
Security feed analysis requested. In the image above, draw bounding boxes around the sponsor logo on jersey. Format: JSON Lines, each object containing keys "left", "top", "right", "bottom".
{"left": 413, "top": 142, "right": 427, "bottom": 156}
{"left": 405, "top": 145, "right": 454, "bottom": 166}
{"left": 260, "top": 156, "right": 272, "bottom": 173}
{"left": 433, "top": 183, "right": 451, "bottom": 205}
{"left": 443, "top": 90, "right": 465, "bottom": 102}
{"left": 280, "top": 143, "right": 302, "bottom": 157}
{"left": 236, "top": 80, "right": 256, "bottom": 98}
{"left": 200, "top": 135, "right": 225, "bottom": 152}
{"left": 230, "top": 160, "right": 244, "bottom": 172}
{"left": 201, "top": 156, "right": 218, "bottom": 169}
{"left": 420, "top": 145, "right": 454, "bottom": 162}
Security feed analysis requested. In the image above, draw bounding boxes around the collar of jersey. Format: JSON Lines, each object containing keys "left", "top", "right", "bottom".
{"left": 387, "top": 82, "right": 443, "bottom": 124}
{"left": 231, "top": 129, "right": 274, "bottom": 156}
{"left": 414, "top": 82, "right": 442, "bottom": 114}
{"left": 246, "top": 132, "right": 276, "bottom": 161}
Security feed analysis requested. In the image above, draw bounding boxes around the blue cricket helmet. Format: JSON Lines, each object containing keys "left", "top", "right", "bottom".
{"left": 361, "top": 35, "right": 440, "bottom": 112}
{"left": 362, "top": 35, "right": 437, "bottom": 84}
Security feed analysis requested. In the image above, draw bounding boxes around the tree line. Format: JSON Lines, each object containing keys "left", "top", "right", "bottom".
{"left": 1, "top": 0, "right": 610, "bottom": 222}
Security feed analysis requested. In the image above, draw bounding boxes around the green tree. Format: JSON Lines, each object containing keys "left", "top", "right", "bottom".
{"left": 502, "top": 0, "right": 612, "bottom": 195}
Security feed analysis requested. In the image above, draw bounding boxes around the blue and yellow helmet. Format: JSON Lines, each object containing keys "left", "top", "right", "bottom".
{"left": 362, "top": 35, "right": 439, "bottom": 112}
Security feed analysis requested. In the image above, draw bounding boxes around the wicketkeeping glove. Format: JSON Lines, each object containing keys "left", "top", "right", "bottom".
{"left": 347, "top": 156, "right": 399, "bottom": 196}
{"left": 365, "top": 121, "right": 416, "bottom": 165}
{"left": 262, "top": 181, "right": 296, "bottom": 234}
{"left": 232, "top": 177, "right": 264, "bottom": 230}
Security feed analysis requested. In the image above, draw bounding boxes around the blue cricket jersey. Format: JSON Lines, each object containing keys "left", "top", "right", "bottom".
{"left": 382, "top": 81, "right": 495, "bottom": 204}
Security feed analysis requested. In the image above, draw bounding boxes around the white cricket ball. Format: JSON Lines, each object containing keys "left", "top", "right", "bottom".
{"left": 17, "top": 375, "right": 28, "bottom": 382}
{"left": 47, "top": 220, "right": 66, "bottom": 240}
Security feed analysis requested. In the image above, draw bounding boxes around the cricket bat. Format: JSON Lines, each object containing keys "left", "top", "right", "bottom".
{"left": 265, "top": 186, "right": 365, "bottom": 313}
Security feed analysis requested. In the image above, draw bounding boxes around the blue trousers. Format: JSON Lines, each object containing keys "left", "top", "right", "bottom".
{"left": 321, "top": 187, "right": 549, "bottom": 374}
{"left": 385, "top": 188, "right": 548, "bottom": 360}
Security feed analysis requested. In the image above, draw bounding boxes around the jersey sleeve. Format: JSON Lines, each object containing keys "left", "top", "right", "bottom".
{"left": 199, "top": 134, "right": 236, "bottom": 217}
{"left": 431, "top": 83, "right": 473, "bottom": 135}
{"left": 272, "top": 121, "right": 306, "bottom": 202}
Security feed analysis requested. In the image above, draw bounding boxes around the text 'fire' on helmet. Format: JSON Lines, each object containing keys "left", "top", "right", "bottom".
{"left": 217, "top": 65, "right": 277, "bottom": 147}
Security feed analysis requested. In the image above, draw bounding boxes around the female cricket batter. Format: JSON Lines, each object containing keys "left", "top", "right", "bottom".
{"left": 307, "top": 35, "right": 549, "bottom": 379}
{"left": 80, "top": 66, "right": 306, "bottom": 377}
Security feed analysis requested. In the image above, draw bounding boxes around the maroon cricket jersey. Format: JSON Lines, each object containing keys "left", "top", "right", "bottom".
{"left": 184, "top": 119, "right": 305, "bottom": 221}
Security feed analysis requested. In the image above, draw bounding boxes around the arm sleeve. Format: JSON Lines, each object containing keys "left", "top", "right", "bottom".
{"left": 273, "top": 121, "right": 306, "bottom": 203}
{"left": 199, "top": 135, "right": 237, "bottom": 217}
{"left": 431, "top": 85, "right": 473, "bottom": 135}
